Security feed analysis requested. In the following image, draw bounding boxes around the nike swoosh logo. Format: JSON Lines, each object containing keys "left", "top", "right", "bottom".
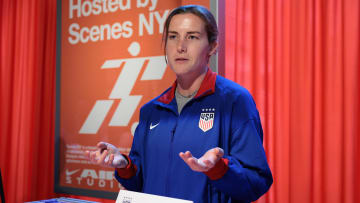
{"left": 65, "top": 169, "right": 79, "bottom": 176}
{"left": 150, "top": 122, "right": 159, "bottom": 130}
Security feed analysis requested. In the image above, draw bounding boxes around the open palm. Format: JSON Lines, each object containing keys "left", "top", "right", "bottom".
{"left": 179, "top": 147, "right": 224, "bottom": 172}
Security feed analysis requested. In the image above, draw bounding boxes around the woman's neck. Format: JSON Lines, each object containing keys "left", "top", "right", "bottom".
{"left": 176, "top": 67, "right": 208, "bottom": 97}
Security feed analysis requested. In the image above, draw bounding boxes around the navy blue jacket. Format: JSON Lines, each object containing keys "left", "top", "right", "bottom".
{"left": 115, "top": 69, "right": 273, "bottom": 203}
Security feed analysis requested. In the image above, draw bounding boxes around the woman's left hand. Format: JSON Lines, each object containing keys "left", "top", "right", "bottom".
{"left": 179, "top": 147, "right": 224, "bottom": 172}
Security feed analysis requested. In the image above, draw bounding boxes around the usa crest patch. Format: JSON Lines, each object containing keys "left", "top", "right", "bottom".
{"left": 199, "top": 108, "right": 215, "bottom": 132}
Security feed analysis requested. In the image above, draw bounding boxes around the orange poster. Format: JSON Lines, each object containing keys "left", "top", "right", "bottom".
{"left": 55, "top": 0, "right": 210, "bottom": 199}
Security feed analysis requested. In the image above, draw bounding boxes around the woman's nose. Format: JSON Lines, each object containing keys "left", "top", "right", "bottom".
{"left": 177, "top": 39, "right": 187, "bottom": 53}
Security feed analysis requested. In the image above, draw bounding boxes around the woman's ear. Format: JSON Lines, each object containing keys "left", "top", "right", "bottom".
{"left": 209, "top": 41, "right": 219, "bottom": 56}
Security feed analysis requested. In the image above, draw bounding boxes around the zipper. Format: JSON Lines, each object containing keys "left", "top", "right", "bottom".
{"left": 165, "top": 119, "right": 177, "bottom": 195}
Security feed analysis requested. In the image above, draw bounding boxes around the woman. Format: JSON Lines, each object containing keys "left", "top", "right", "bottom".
{"left": 85, "top": 5, "right": 272, "bottom": 203}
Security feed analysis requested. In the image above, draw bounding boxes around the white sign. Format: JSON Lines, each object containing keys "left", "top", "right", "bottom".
{"left": 116, "top": 190, "right": 193, "bottom": 203}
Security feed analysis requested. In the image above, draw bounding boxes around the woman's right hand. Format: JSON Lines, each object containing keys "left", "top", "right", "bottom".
{"left": 84, "top": 142, "right": 128, "bottom": 168}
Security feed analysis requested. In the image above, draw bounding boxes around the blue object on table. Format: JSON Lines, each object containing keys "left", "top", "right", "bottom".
{"left": 26, "top": 197, "right": 100, "bottom": 203}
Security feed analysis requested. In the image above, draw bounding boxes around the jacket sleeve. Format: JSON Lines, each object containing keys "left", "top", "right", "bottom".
{"left": 205, "top": 92, "right": 273, "bottom": 202}
{"left": 114, "top": 108, "right": 148, "bottom": 192}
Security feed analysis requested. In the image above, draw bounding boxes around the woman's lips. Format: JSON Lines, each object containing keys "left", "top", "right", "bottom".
{"left": 175, "top": 58, "right": 189, "bottom": 63}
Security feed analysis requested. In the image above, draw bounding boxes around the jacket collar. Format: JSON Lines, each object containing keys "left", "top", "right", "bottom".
{"left": 158, "top": 68, "right": 217, "bottom": 104}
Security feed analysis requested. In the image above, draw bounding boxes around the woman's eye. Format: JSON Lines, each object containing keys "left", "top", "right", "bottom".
{"left": 188, "top": 35, "right": 199, "bottom": 40}
{"left": 168, "top": 35, "right": 176, "bottom": 39}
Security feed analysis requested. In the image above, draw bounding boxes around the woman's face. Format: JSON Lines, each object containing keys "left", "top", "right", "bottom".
{"left": 165, "top": 13, "right": 217, "bottom": 78}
